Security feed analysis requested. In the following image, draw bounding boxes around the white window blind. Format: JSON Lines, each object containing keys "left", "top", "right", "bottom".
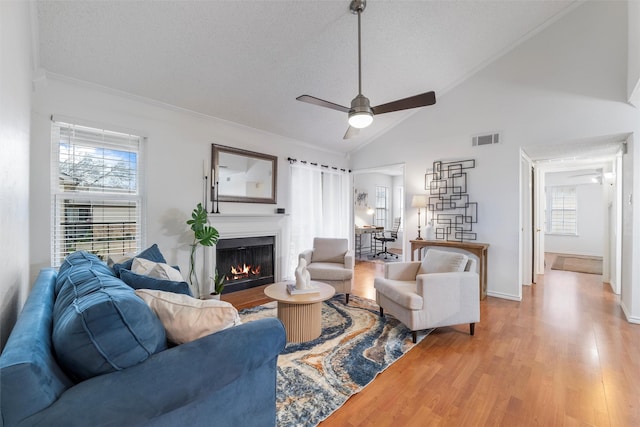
{"left": 51, "top": 121, "right": 144, "bottom": 266}
{"left": 546, "top": 186, "right": 577, "bottom": 235}
{"left": 375, "top": 186, "right": 389, "bottom": 228}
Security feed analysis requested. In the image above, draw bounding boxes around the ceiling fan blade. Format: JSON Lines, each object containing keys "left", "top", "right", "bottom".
{"left": 296, "top": 95, "right": 350, "bottom": 113}
{"left": 371, "top": 91, "right": 436, "bottom": 115}
{"left": 343, "top": 126, "right": 360, "bottom": 140}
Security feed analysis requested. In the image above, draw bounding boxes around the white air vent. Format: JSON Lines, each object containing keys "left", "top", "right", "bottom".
{"left": 472, "top": 132, "right": 501, "bottom": 147}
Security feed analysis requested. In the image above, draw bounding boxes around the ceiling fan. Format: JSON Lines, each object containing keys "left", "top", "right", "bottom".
{"left": 296, "top": 0, "right": 436, "bottom": 140}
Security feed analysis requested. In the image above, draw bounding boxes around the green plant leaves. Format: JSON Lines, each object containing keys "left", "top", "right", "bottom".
{"left": 187, "top": 203, "right": 219, "bottom": 247}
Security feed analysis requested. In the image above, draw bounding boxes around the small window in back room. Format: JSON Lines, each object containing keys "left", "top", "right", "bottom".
{"left": 50, "top": 120, "right": 145, "bottom": 266}
{"left": 375, "top": 186, "right": 389, "bottom": 228}
{"left": 546, "top": 185, "right": 577, "bottom": 235}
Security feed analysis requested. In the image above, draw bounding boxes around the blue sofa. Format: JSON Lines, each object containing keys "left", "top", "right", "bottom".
{"left": 0, "top": 266, "right": 286, "bottom": 426}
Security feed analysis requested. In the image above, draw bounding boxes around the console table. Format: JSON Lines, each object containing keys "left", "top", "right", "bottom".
{"left": 410, "top": 240, "right": 489, "bottom": 300}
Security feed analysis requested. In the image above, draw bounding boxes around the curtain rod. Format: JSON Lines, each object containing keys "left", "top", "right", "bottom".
{"left": 287, "top": 157, "right": 351, "bottom": 173}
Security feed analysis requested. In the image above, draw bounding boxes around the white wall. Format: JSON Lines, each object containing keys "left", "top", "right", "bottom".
{"left": 628, "top": 0, "right": 640, "bottom": 105}
{"left": 350, "top": 1, "right": 640, "bottom": 306}
{"left": 0, "top": 1, "right": 33, "bottom": 350}
{"left": 30, "top": 77, "right": 348, "bottom": 284}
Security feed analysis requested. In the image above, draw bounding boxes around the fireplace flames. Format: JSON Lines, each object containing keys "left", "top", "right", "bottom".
{"left": 227, "top": 264, "right": 262, "bottom": 281}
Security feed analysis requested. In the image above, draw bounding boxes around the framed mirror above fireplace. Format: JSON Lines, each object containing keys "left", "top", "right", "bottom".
{"left": 212, "top": 144, "right": 277, "bottom": 204}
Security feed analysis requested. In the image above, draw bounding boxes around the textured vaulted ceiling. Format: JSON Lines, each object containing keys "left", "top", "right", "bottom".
{"left": 36, "top": 0, "right": 576, "bottom": 153}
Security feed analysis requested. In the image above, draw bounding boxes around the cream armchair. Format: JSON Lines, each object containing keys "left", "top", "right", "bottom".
{"left": 374, "top": 248, "right": 480, "bottom": 343}
{"left": 299, "top": 238, "right": 354, "bottom": 304}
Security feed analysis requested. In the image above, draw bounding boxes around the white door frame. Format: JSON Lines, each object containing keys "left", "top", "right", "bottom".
{"left": 519, "top": 150, "right": 534, "bottom": 287}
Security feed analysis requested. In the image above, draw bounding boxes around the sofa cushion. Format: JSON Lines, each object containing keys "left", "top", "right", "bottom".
{"left": 52, "top": 282, "right": 167, "bottom": 381}
{"left": 120, "top": 268, "right": 192, "bottom": 296}
{"left": 418, "top": 249, "right": 468, "bottom": 275}
{"left": 55, "top": 251, "right": 114, "bottom": 295}
{"left": 311, "top": 238, "right": 348, "bottom": 263}
{"left": 112, "top": 244, "right": 167, "bottom": 277}
{"left": 135, "top": 289, "right": 242, "bottom": 345}
{"left": 131, "top": 257, "right": 184, "bottom": 282}
{"left": 306, "top": 262, "right": 353, "bottom": 281}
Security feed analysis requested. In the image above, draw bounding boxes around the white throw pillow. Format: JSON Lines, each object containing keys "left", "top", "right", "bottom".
{"left": 135, "top": 289, "right": 242, "bottom": 344}
{"left": 417, "top": 249, "right": 468, "bottom": 275}
{"left": 132, "top": 257, "right": 184, "bottom": 282}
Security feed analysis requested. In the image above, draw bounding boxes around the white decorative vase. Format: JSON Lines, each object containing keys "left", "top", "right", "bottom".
{"left": 425, "top": 223, "right": 435, "bottom": 240}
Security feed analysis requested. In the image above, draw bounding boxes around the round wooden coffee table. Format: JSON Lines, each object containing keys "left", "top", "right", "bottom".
{"left": 264, "top": 281, "right": 335, "bottom": 343}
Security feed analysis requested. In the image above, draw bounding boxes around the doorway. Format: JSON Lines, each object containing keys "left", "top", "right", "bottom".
{"left": 521, "top": 136, "right": 626, "bottom": 295}
{"left": 352, "top": 164, "right": 405, "bottom": 263}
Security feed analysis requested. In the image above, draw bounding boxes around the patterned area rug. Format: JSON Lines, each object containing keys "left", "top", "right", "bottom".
{"left": 551, "top": 255, "right": 603, "bottom": 275}
{"left": 239, "top": 295, "right": 429, "bottom": 426}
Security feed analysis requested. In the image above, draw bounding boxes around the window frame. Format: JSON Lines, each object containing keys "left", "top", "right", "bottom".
{"left": 546, "top": 185, "right": 578, "bottom": 236}
{"left": 374, "top": 186, "right": 389, "bottom": 229}
{"left": 50, "top": 119, "right": 146, "bottom": 267}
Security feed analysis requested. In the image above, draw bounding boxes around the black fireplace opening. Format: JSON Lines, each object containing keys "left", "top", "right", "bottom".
{"left": 215, "top": 236, "right": 275, "bottom": 293}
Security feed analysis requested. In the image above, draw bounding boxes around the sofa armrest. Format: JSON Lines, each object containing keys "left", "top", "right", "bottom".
{"left": 22, "top": 318, "right": 286, "bottom": 427}
{"left": 384, "top": 262, "right": 421, "bottom": 281}
{"left": 344, "top": 250, "right": 354, "bottom": 269}
{"left": 299, "top": 250, "right": 313, "bottom": 265}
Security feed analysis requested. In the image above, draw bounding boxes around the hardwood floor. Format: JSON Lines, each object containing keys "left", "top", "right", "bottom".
{"left": 223, "top": 257, "right": 640, "bottom": 426}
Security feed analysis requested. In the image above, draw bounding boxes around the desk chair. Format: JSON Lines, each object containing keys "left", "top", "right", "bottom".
{"left": 374, "top": 218, "right": 401, "bottom": 259}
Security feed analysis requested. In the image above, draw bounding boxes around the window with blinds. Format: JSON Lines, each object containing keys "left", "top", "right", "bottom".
{"left": 51, "top": 120, "right": 144, "bottom": 267}
{"left": 375, "top": 186, "right": 389, "bottom": 228}
{"left": 546, "top": 186, "right": 577, "bottom": 235}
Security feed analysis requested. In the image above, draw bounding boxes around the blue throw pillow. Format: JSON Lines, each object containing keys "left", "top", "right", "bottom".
{"left": 52, "top": 283, "right": 167, "bottom": 381}
{"left": 112, "top": 244, "right": 167, "bottom": 277}
{"left": 120, "top": 269, "right": 192, "bottom": 297}
{"left": 54, "top": 275, "right": 124, "bottom": 320}
{"left": 56, "top": 251, "right": 114, "bottom": 295}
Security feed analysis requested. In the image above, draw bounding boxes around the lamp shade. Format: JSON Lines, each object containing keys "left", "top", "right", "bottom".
{"left": 411, "top": 195, "right": 427, "bottom": 208}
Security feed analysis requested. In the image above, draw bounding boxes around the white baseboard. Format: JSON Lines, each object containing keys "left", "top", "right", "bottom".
{"left": 620, "top": 301, "right": 640, "bottom": 324}
{"left": 486, "top": 290, "right": 522, "bottom": 301}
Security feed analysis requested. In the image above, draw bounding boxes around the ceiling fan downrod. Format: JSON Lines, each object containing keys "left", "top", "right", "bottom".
{"left": 350, "top": 0, "right": 365, "bottom": 96}
{"left": 348, "top": 0, "right": 373, "bottom": 129}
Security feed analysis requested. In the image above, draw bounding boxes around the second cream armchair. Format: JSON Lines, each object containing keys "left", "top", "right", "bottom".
{"left": 374, "top": 248, "right": 480, "bottom": 343}
{"left": 299, "top": 238, "right": 354, "bottom": 304}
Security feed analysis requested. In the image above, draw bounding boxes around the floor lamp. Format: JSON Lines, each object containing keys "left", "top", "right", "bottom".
{"left": 411, "top": 195, "right": 428, "bottom": 240}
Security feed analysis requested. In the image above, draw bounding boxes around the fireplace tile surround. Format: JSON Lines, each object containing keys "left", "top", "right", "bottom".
{"left": 203, "top": 214, "right": 288, "bottom": 295}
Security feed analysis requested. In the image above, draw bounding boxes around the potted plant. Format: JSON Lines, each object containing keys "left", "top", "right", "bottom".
{"left": 187, "top": 203, "right": 219, "bottom": 298}
{"left": 210, "top": 269, "right": 225, "bottom": 299}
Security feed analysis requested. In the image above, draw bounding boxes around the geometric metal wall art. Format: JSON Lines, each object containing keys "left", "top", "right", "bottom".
{"left": 424, "top": 159, "right": 478, "bottom": 242}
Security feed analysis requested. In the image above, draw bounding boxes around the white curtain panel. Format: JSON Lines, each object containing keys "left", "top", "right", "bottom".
{"left": 322, "top": 170, "right": 351, "bottom": 242}
{"left": 287, "top": 163, "right": 350, "bottom": 278}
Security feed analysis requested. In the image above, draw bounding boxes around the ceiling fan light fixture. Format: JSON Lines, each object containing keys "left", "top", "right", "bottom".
{"left": 348, "top": 94, "right": 373, "bottom": 128}
{"left": 348, "top": 111, "right": 373, "bottom": 128}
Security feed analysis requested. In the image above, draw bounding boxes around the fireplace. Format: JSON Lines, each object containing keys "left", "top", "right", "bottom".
{"left": 215, "top": 236, "right": 275, "bottom": 293}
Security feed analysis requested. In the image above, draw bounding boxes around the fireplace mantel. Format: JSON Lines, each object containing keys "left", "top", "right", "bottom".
{"left": 208, "top": 213, "right": 287, "bottom": 234}
{"left": 203, "top": 214, "right": 289, "bottom": 295}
